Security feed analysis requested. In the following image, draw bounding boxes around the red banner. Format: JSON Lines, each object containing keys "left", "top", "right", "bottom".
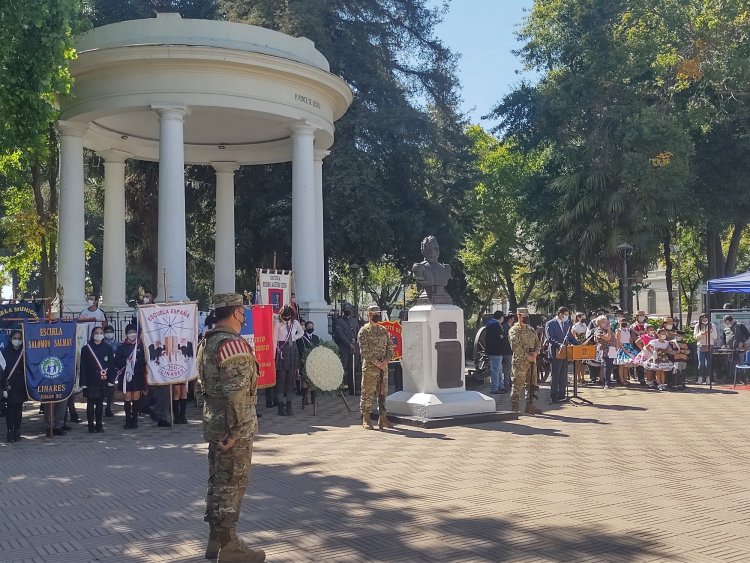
{"left": 252, "top": 305, "right": 276, "bottom": 389}
{"left": 379, "top": 320, "right": 403, "bottom": 360}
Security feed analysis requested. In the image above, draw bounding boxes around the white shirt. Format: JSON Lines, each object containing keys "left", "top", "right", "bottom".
{"left": 79, "top": 306, "right": 107, "bottom": 339}
{"left": 276, "top": 319, "right": 303, "bottom": 343}
{"left": 572, "top": 322, "right": 587, "bottom": 335}
{"left": 693, "top": 322, "right": 718, "bottom": 347}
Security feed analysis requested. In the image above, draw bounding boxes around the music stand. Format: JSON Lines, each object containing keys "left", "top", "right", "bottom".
{"left": 556, "top": 343, "right": 595, "bottom": 405}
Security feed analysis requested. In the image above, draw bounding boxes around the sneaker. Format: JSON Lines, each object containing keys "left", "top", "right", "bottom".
{"left": 697, "top": 377, "right": 703, "bottom": 385}
{"left": 658, "top": 384, "right": 668, "bottom": 391}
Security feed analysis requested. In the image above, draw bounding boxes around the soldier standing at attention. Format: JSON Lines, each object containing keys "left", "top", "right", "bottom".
{"left": 509, "top": 307, "right": 542, "bottom": 415}
{"left": 197, "top": 293, "right": 265, "bottom": 562}
{"left": 358, "top": 305, "right": 395, "bottom": 430}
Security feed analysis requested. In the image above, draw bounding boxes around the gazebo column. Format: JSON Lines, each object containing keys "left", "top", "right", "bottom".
{"left": 57, "top": 121, "right": 89, "bottom": 314}
{"left": 212, "top": 162, "right": 239, "bottom": 293}
{"left": 291, "top": 122, "right": 329, "bottom": 332}
{"left": 314, "top": 150, "right": 330, "bottom": 303}
{"left": 99, "top": 150, "right": 131, "bottom": 311}
{"left": 152, "top": 104, "right": 190, "bottom": 302}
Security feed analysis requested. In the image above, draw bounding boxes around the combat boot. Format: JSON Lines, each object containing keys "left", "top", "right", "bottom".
{"left": 218, "top": 540, "right": 265, "bottom": 562}
{"left": 511, "top": 399, "right": 520, "bottom": 413}
{"left": 277, "top": 403, "right": 286, "bottom": 416}
{"left": 205, "top": 525, "right": 220, "bottom": 560}
{"left": 285, "top": 400, "right": 293, "bottom": 416}
{"left": 378, "top": 413, "right": 393, "bottom": 430}
{"left": 362, "top": 414, "right": 374, "bottom": 430}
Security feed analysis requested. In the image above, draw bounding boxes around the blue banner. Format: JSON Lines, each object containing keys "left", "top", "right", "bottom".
{"left": 23, "top": 320, "right": 77, "bottom": 403}
{"left": 0, "top": 301, "right": 44, "bottom": 352}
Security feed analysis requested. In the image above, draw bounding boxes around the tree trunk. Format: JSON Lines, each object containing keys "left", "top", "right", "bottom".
{"left": 725, "top": 223, "right": 746, "bottom": 277}
{"left": 502, "top": 266, "right": 518, "bottom": 312}
{"left": 663, "top": 237, "right": 674, "bottom": 318}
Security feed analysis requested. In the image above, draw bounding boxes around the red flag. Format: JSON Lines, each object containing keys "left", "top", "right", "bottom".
{"left": 379, "top": 320, "right": 403, "bottom": 360}
{"left": 252, "top": 305, "right": 276, "bottom": 388}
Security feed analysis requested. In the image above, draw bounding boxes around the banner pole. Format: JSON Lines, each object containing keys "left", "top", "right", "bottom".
{"left": 170, "top": 385, "right": 174, "bottom": 428}
{"left": 47, "top": 403, "right": 53, "bottom": 440}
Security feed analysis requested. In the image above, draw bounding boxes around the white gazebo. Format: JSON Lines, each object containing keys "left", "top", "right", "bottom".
{"left": 58, "top": 13, "right": 352, "bottom": 330}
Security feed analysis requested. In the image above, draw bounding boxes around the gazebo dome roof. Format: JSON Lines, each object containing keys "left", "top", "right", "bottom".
{"left": 75, "top": 12, "right": 331, "bottom": 72}
{"left": 61, "top": 13, "right": 352, "bottom": 165}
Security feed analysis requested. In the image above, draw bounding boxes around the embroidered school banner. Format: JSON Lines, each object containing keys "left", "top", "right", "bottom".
{"left": 23, "top": 320, "right": 77, "bottom": 403}
{"left": 0, "top": 301, "right": 44, "bottom": 353}
{"left": 256, "top": 269, "right": 293, "bottom": 315}
{"left": 379, "top": 320, "right": 403, "bottom": 360}
{"left": 138, "top": 303, "right": 198, "bottom": 385}
{"left": 239, "top": 305, "right": 276, "bottom": 389}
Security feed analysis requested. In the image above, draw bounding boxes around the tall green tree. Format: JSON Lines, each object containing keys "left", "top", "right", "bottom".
{"left": 0, "top": 1, "right": 84, "bottom": 297}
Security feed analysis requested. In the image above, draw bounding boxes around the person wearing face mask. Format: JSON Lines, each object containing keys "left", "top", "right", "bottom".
{"left": 544, "top": 307, "right": 578, "bottom": 403}
{"left": 80, "top": 326, "right": 116, "bottom": 432}
{"left": 79, "top": 294, "right": 108, "bottom": 340}
{"left": 1, "top": 330, "right": 28, "bottom": 442}
{"left": 644, "top": 328, "right": 673, "bottom": 391}
{"left": 333, "top": 302, "right": 362, "bottom": 395}
{"left": 721, "top": 315, "right": 750, "bottom": 351}
{"left": 615, "top": 320, "right": 638, "bottom": 385}
{"left": 509, "top": 308, "right": 541, "bottom": 414}
{"left": 114, "top": 324, "right": 147, "bottom": 429}
{"left": 197, "top": 293, "right": 265, "bottom": 562}
{"left": 358, "top": 305, "right": 394, "bottom": 430}
{"left": 693, "top": 314, "right": 718, "bottom": 384}
{"left": 274, "top": 305, "right": 303, "bottom": 416}
{"left": 297, "top": 321, "right": 320, "bottom": 407}
{"left": 594, "top": 315, "right": 616, "bottom": 388}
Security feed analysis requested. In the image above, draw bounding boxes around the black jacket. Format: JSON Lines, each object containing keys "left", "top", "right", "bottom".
{"left": 80, "top": 340, "right": 115, "bottom": 400}
{"left": 297, "top": 332, "right": 321, "bottom": 356}
{"left": 484, "top": 318, "right": 504, "bottom": 356}
{"left": 499, "top": 322, "right": 513, "bottom": 355}
{"left": 1, "top": 346, "right": 28, "bottom": 403}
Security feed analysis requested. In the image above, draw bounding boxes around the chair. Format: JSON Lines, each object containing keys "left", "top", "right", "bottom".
{"left": 733, "top": 350, "right": 750, "bottom": 388}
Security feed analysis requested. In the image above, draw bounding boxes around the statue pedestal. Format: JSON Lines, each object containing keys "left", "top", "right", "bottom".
{"left": 386, "top": 304, "right": 497, "bottom": 420}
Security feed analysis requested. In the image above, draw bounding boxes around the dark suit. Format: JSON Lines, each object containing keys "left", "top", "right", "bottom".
{"left": 545, "top": 317, "right": 577, "bottom": 402}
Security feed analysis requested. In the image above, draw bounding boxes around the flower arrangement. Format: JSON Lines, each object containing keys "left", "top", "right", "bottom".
{"left": 304, "top": 342, "right": 344, "bottom": 392}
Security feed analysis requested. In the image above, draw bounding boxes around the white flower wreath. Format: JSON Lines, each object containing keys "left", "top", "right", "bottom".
{"left": 305, "top": 346, "right": 344, "bottom": 392}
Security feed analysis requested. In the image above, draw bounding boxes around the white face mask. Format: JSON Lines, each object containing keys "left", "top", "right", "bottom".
{"left": 105, "top": 333, "right": 114, "bottom": 340}
{"left": 87, "top": 299, "right": 95, "bottom": 307}
{"left": 93, "top": 334, "right": 104, "bottom": 342}
{"left": 637, "top": 316, "right": 645, "bottom": 322}
{"left": 665, "top": 324, "right": 673, "bottom": 330}
{"left": 11, "top": 339, "right": 22, "bottom": 349}
{"left": 127, "top": 333, "right": 137, "bottom": 342}
{"left": 562, "top": 314, "right": 569, "bottom": 322}
{"left": 142, "top": 297, "right": 151, "bottom": 304}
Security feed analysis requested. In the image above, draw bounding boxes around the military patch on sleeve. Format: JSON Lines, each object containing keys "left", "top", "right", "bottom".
{"left": 217, "top": 338, "right": 253, "bottom": 366}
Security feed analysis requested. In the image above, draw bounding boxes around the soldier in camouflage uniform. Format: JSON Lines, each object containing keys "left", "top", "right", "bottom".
{"left": 508, "top": 307, "right": 542, "bottom": 415}
{"left": 197, "top": 293, "right": 265, "bottom": 562}
{"left": 358, "top": 305, "right": 395, "bottom": 430}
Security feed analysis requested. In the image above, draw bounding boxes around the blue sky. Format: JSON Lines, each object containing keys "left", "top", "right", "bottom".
{"left": 430, "top": 0, "right": 535, "bottom": 126}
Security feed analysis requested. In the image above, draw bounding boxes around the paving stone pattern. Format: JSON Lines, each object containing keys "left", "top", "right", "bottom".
{"left": 1, "top": 382, "right": 749, "bottom": 562}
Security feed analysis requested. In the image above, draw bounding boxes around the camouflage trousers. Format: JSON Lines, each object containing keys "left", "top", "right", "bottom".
{"left": 360, "top": 366, "right": 388, "bottom": 415}
{"left": 205, "top": 438, "right": 253, "bottom": 531}
{"left": 511, "top": 359, "right": 533, "bottom": 404}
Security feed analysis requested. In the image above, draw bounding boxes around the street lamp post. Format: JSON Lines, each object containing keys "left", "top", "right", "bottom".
{"left": 617, "top": 243, "right": 634, "bottom": 313}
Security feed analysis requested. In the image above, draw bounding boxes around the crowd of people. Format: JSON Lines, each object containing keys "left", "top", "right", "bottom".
{"left": 481, "top": 305, "right": 750, "bottom": 406}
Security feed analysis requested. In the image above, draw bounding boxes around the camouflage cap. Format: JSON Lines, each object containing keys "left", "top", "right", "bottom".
{"left": 516, "top": 307, "right": 530, "bottom": 317}
{"left": 212, "top": 292, "right": 243, "bottom": 308}
{"left": 367, "top": 304, "right": 381, "bottom": 313}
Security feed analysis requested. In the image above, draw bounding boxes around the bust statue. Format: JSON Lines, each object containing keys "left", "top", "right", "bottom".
{"left": 412, "top": 236, "right": 453, "bottom": 305}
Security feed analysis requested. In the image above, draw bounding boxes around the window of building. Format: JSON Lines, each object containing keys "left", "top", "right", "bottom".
{"left": 647, "top": 290, "right": 657, "bottom": 314}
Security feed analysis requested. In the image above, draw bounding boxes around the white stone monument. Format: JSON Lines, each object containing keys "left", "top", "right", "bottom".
{"left": 386, "top": 236, "right": 498, "bottom": 421}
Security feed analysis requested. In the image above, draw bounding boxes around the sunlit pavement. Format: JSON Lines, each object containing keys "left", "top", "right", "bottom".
{"left": 1, "top": 381, "right": 749, "bottom": 562}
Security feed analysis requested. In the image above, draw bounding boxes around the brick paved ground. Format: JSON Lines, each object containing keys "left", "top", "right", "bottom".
{"left": 1, "top": 381, "right": 749, "bottom": 562}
